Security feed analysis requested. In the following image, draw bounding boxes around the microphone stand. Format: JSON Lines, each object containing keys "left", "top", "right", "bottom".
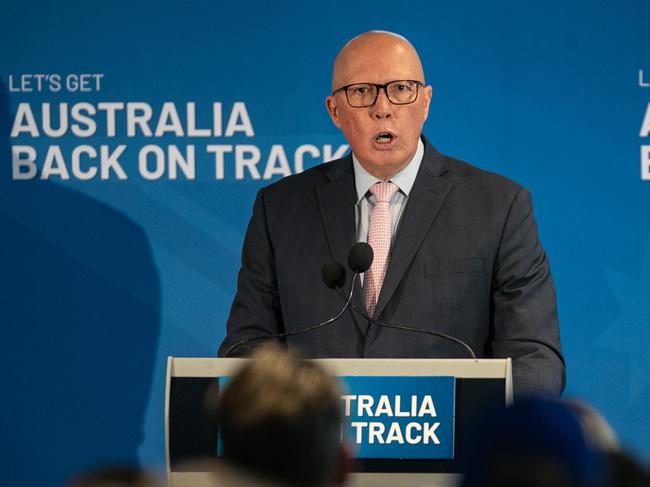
{"left": 336, "top": 288, "right": 478, "bottom": 361}
{"left": 224, "top": 274, "right": 359, "bottom": 357}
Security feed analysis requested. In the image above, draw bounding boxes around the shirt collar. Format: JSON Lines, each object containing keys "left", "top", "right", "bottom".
{"left": 352, "top": 138, "right": 424, "bottom": 203}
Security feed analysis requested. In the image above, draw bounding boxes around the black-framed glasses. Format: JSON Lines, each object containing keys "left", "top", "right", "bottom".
{"left": 332, "top": 80, "right": 424, "bottom": 108}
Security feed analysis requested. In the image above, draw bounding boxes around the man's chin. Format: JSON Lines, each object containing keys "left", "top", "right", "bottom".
{"left": 364, "top": 159, "right": 410, "bottom": 179}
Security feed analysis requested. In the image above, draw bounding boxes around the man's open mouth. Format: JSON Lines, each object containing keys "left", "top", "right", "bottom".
{"left": 375, "top": 132, "right": 395, "bottom": 144}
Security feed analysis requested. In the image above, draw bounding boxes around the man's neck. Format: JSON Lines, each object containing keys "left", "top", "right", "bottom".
{"left": 352, "top": 138, "right": 424, "bottom": 202}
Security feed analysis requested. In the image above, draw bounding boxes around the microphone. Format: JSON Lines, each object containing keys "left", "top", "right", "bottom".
{"left": 322, "top": 261, "right": 347, "bottom": 289}
{"left": 223, "top": 246, "right": 366, "bottom": 357}
{"left": 331, "top": 244, "right": 478, "bottom": 360}
{"left": 348, "top": 242, "right": 373, "bottom": 273}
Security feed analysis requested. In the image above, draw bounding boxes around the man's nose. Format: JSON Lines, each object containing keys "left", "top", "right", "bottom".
{"left": 371, "top": 87, "right": 393, "bottom": 118}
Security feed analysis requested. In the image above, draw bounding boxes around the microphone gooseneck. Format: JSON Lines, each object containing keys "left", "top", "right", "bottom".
{"left": 337, "top": 288, "right": 478, "bottom": 361}
{"left": 332, "top": 243, "right": 478, "bottom": 361}
{"left": 224, "top": 271, "right": 359, "bottom": 357}
{"left": 335, "top": 287, "right": 478, "bottom": 361}
{"left": 225, "top": 241, "right": 476, "bottom": 361}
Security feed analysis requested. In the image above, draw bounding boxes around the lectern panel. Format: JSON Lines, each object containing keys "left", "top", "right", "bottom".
{"left": 168, "top": 377, "right": 505, "bottom": 473}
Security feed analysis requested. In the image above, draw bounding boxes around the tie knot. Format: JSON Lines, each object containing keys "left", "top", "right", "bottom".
{"left": 369, "top": 181, "right": 398, "bottom": 203}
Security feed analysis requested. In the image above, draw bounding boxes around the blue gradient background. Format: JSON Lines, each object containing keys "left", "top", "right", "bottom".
{"left": 1, "top": 1, "right": 649, "bottom": 485}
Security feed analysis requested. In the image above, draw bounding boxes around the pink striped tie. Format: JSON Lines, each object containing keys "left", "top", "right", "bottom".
{"left": 364, "top": 181, "right": 399, "bottom": 317}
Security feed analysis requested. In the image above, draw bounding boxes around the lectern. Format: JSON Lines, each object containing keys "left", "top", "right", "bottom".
{"left": 166, "top": 357, "right": 512, "bottom": 487}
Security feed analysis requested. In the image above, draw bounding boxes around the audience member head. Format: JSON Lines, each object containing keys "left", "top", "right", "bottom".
{"left": 215, "top": 345, "right": 346, "bottom": 487}
{"left": 66, "top": 466, "right": 161, "bottom": 487}
{"left": 462, "top": 397, "right": 605, "bottom": 487}
{"left": 563, "top": 398, "right": 619, "bottom": 453}
{"left": 560, "top": 398, "right": 650, "bottom": 486}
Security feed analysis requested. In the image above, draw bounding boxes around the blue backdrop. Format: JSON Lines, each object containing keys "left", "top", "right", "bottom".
{"left": 1, "top": 1, "right": 649, "bottom": 485}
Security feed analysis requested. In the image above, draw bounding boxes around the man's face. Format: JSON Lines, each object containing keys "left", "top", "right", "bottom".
{"left": 326, "top": 34, "right": 432, "bottom": 179}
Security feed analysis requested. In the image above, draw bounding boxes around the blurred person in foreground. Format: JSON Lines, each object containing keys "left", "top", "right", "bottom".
{"left": 213, "top": 345, "right": 348, "bottom": 487}
{"left": 461, "top": 398, "right": 605, "bottom": 487}
{"left": 563, "top": 399, "right": 649, "bottom": 487}
{"left": 604, "top": 450, "right": 650, "bottom": 487}
{"left": 66, "top": 466, "right": 161, "bottom": 487}
{"left": 563, "top": 399, "right": 620, "bottom": 453}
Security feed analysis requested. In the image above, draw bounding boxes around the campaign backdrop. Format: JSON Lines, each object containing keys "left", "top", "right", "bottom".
{"left": 1, "top": 0, "right": 649, "bottom": 485}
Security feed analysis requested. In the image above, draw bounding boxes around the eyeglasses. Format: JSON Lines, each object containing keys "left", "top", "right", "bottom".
{"left": 332, "top": 80, "right": 424, "bottom": 108}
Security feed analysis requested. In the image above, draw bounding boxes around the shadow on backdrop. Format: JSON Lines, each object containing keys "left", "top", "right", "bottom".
{"left": 0, "top": 81, "right": 161, "bottom": 486}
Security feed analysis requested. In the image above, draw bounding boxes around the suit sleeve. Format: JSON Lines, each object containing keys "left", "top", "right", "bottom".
{"left": 218, "top": 188, "right": 285, "bottom": 357}
{"left": 490, "top": 188, "right": 566, "bottom": 398}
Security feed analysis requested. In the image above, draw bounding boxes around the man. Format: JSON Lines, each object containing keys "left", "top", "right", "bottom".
{"left": 214, "top": 345, "right": 348, "bottom": 487}
{"left": 219, "top": 31, "right": 565, "bottom": 398}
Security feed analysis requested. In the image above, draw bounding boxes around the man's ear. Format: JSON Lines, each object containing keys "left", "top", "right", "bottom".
{"left": 422, "top": 84, "right": 433, "bottom": 121}
{"left": 326, "top": 96, "right": 342, "bottom": 129}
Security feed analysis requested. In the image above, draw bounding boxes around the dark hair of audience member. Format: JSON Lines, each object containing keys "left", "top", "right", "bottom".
{"left": 215, "top": 345, "right": 345, "bottom": 487}
{"left": 66, "top": 466, "right": 161, "bottom": 487}
{"left": 563, "top": 399, "right": 619, "bottom": 453}
{"left": 461, "top": 397, "right": 606, "bottom": 487}
{"left": 605, "top": 450, "right": 649, "bottom": 487}
{"left": 562, "top": 399, "right": 649, "bottom": 486}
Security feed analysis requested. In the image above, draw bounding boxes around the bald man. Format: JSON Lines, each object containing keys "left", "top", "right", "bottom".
{"left": 220, "top": 32, "right": 565, "bottom": 398}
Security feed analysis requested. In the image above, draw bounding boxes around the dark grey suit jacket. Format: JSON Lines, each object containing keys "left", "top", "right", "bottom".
{"left": 219, "top": 138, "right": 565, "bottom": 398}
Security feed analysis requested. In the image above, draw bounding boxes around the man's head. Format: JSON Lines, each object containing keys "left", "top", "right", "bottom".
{"left": 326, "top": 31, "right": 432, "bottom": 179}
{"left": 216, "top": 346, "right": 346, "bottom": 487}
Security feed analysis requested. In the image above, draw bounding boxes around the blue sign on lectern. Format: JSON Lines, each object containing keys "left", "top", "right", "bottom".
{"left": 339, "top": 376, "right": 456, "bottom": 459}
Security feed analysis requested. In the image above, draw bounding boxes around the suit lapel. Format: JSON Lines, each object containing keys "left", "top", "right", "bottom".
{"left": 315, "top": 157, "right": 369, "bottom": 335}
{"left": 373, "top": 143, "right": 453, "bottom": 319}
{"left": 315, "top": 157, "right": 356, "bottom": 267}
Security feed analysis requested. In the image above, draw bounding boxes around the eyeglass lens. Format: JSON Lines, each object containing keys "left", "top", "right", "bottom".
{"left": 346, "top": 81, "right": 419, "bottom": 107}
